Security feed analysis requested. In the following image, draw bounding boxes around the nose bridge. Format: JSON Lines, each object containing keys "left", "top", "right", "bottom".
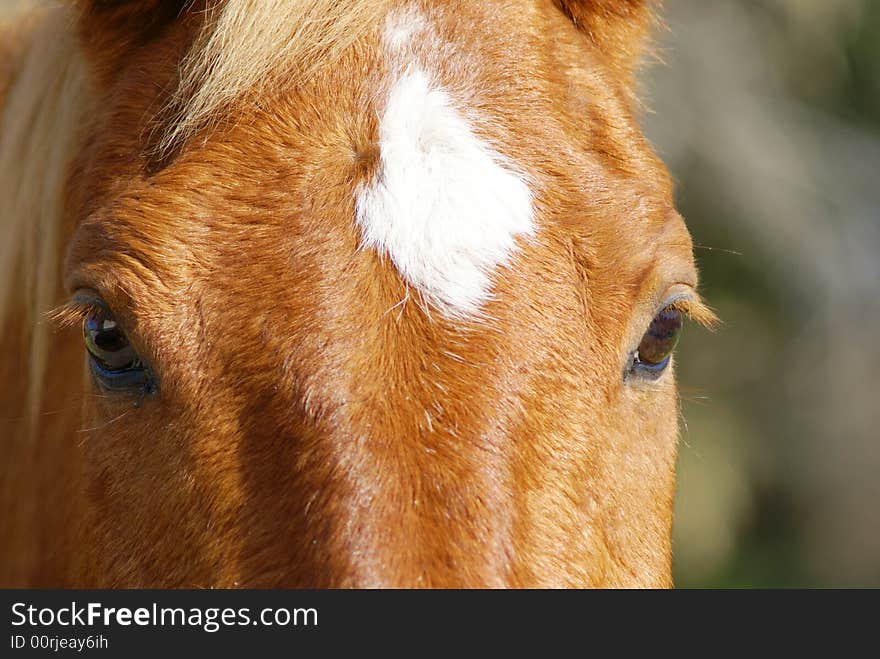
{"left": 265, "top": 309, "right": 517, "bottom": 586}
{"left": 321, "top": 420, "right": 516, "bottom": 588}
{"left": 229, "top": 367, "right": 513, "bottom": 587}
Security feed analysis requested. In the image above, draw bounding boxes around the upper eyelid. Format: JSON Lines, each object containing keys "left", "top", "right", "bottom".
{"left": 64, "top": 264, "right": 107, "bottom": 295}
{"left": 71, "top": 289, "right": 109, "bottom": 309}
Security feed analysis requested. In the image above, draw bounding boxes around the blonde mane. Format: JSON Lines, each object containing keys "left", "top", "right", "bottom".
{"left": 0, "top": 3, "right": 92, "bottom": 432}
{"left": 161, "top": 0, "right": 390, "bottom": 151}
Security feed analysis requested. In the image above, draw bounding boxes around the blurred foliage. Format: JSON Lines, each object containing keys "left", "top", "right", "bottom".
{"left": 642, "top": 0, "right": 880, "bottom": 587}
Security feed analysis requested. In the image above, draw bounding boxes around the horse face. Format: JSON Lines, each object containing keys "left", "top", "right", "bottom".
{"left": 62, "top": 0, "right": 708, "bottom": 587}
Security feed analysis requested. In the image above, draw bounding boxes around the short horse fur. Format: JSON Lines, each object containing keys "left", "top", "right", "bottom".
{"left": 0, "top": 0, "right": 713, "bottom": 588}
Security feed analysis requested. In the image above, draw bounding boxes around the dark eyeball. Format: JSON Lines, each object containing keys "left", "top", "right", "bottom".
{"left": 83, "top": 306, "right": 152, "bottom": 392}
{"left": 84, "top": 307, "right": 137, "bottom": 371}
{"left": 630, "top": 306, "right": 683, "bottom": 377}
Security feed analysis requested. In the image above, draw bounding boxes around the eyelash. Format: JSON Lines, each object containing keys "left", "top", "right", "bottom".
{"left": 49, "top": 300, "right": 101, "bottom": 329}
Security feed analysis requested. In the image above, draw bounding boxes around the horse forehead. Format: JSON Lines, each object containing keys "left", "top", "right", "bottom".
{"left": 72, "top": 3, "right": 674, "bottom": 314}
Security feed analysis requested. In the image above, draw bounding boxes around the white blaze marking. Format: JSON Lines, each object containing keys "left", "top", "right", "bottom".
{"left": 356, "top": 68, "right": 535, "bottom": 317}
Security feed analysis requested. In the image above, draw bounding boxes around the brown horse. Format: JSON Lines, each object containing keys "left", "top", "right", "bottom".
{"left": 0, "top": 0, "right": 714, "bottom": 588}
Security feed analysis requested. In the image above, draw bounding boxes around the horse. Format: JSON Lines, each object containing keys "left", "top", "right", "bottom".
{"left": 0, "top": 0, "right": 715, "bottom": 588}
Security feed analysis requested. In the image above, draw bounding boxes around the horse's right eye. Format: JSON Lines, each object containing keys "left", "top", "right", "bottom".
{"left": 83, "top": 306, "right": 152, "bottom": 392}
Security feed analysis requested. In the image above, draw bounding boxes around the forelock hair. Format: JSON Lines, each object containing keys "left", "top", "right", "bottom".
{"left": 160, "top": 0, "right": 391, "bottom": 152}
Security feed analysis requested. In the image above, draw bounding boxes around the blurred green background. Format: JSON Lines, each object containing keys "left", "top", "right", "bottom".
{"left": 642, "top": 0, "right": 880, "bottom": 587}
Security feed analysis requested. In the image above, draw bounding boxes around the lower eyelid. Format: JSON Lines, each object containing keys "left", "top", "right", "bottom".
{"left": 625, "top": 353, "right": 673, "bottom": 382}
{"left": 88, "top": 357, "right": 155, "bottom": 394}
{"left": 638, "top": 355, "right": 672, "bottom": 373}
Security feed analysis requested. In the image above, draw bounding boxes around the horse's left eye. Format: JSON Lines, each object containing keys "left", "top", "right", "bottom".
{"left": 629, "top": 306, "right": 683, "bottom": 378}
{"left": 83, "top": 307, "right": 151, "bottom": 392}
